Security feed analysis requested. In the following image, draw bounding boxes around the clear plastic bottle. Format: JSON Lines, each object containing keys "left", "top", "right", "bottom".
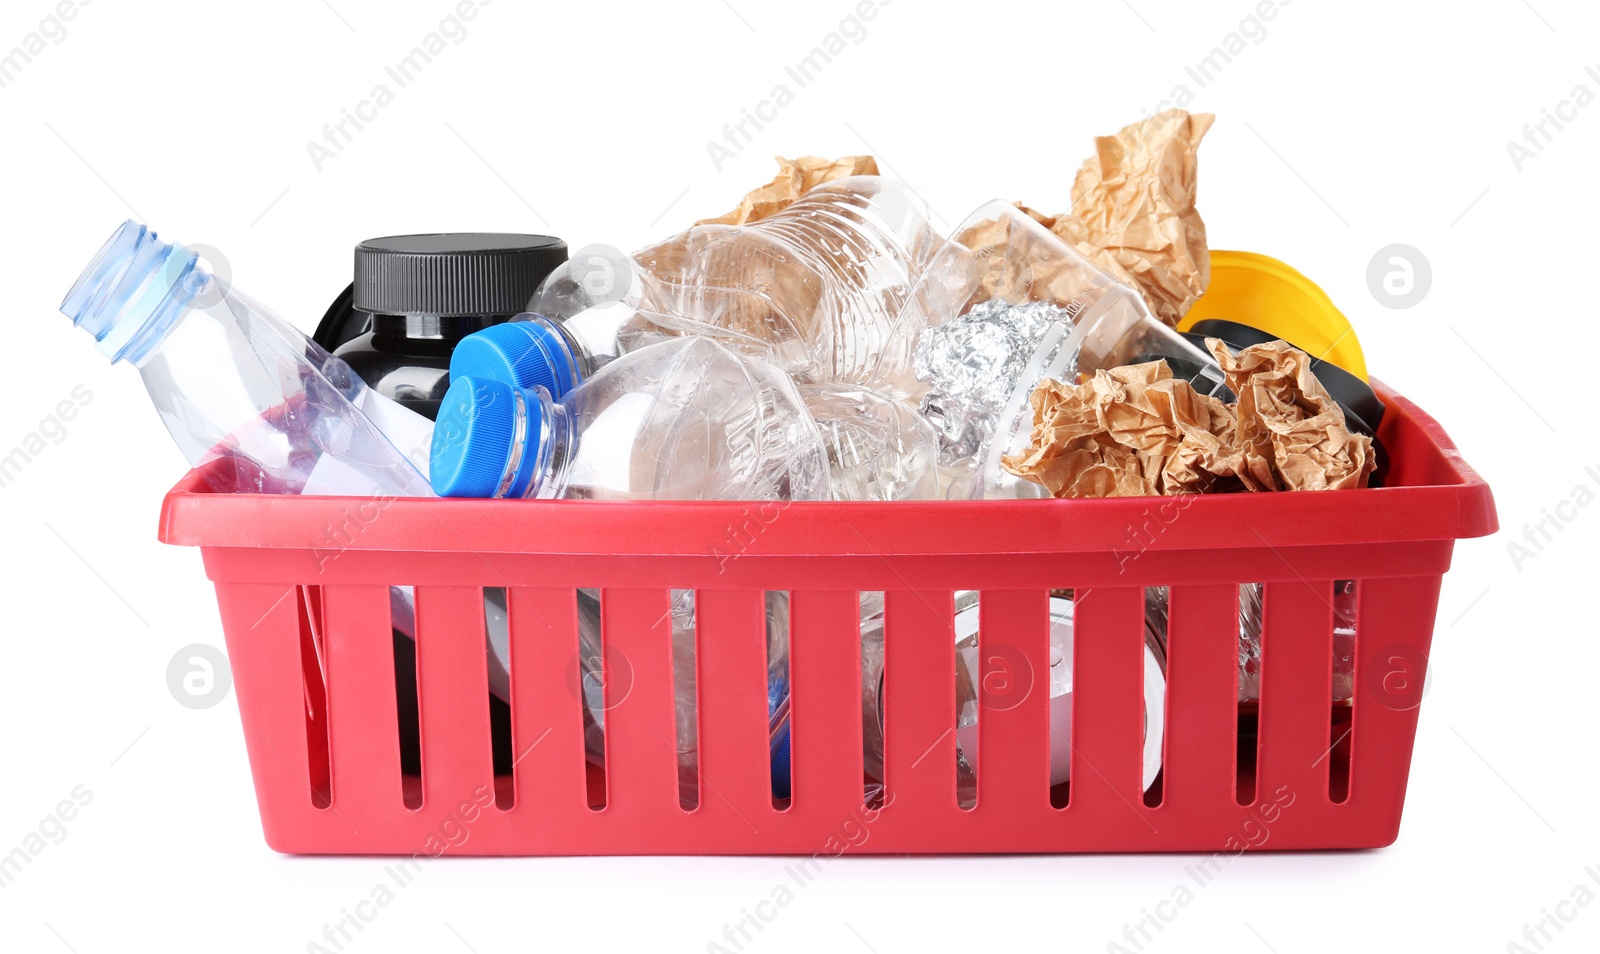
{"left": 906, "top": 202, "right": 1229, "bottom": 499}
{"left": 60, "top": 221, "right": 434, "bottom": 496}
{"left": 796, "top": 382, "right": 941, "bottom": 501}
{"left": 430, "top": 337, "right": 831, "bottom": 503}
{"left": 500, "top": 177, "right": 944, "bottom": 397}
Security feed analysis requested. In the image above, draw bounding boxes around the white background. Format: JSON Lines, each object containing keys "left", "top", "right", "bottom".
{"left": 0, "top": 0, "right": 1592, "bottom": 951}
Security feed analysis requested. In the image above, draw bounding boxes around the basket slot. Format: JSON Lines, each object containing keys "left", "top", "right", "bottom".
{"left": 1256, "top": 581, "right": 1335, "bottom": 804}
{"left": 693, "top": 589, "right": 773, "bottom": 816}
{"left": 322, "top": 585, "right": 402, "bottom": 812}
{"left": 598, "top": 588, "right": 680, "bottom": 812}
{"left": 788, "top": 590, "right": 865, "bottom": 815}
{"left": 670, "top": 590, "right": 700, "bottom": 810}
{"left": 213, "top": 583, "right": 323, "bottom": 823}
{"left": 881, "top": 590, "right": 956, "bottom": 812}
{"left": 414, "top": 586, "right": 496, "bottom": 810}
{"left": 295, "top": 586, "right": 333, "bottom": 809}
{"left": 973, "top": 590, "right": 1051, "bottom": 813}
{"left": 506, "top": 587, "right": 590, "bottom": 818}
{"left": 1160, "top": 584, "right": 1244, "bottom": 811}
{"left": 1349, "top": 575, "right": 1440, "bottom": 811}
{"left": 1068, "top": 586, "right": 1147, "bottom": 814}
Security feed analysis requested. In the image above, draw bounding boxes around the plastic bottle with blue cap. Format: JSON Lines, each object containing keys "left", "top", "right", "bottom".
{"left": 432, "top": 336, "right": 831, "bottom": 502}
{"left": 452, "top": 323, "right": 944, "bottom": 500}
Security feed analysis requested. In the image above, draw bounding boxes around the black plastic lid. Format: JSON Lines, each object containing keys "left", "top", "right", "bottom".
{"left": 353, "top": 233, "right": 567, "bottom": 317}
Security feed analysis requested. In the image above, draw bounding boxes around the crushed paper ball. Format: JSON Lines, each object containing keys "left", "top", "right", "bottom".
{"left": 1208, "top": 338, "right": 1377, "bottom": 492}
{"left": 697, "top": 155, "right": 880, "bottom": 226}
{"left": 1000, "top": 360, "right": 1237, "bottom": 498}
{"left": 1002, "top": 340, "right": 1377, "bottom": 499}
{"left": 1026, "top": 109, "right": 1214, "bottom": 327}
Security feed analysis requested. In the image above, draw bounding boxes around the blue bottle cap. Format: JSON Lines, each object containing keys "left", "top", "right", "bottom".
{"left": 430, "top": 375, "right": 545, "bottom": 498}
{"left": 450, "top": 318, "right": 580, "bottom": 399}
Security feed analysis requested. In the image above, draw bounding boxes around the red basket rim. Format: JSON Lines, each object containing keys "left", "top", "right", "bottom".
{"left": 158, "top": 378, "right": 1496, "bottom": 557}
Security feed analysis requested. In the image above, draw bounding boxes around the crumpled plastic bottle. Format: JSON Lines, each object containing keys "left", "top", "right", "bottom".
{"left": 514, "top": 177, "right": 945, "bottom": 393}
{"left": 797, "top": 382, "right": 941, "bottom": 501}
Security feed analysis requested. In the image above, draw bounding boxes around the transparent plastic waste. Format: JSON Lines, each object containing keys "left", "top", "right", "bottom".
{"left": 577, "top": 590, "right": 793, "bottom": 808}
{"left": 859, "top": 591, "right": 1168, "bottom": 803}
{"left": 797, "top": 383, "right": 940, "bottom": 501}
{"left": 520, "top": 177, "right": 944, "bottom": 393}
{"left": 60, "top": 221, "right": 434, "bottom": 496}
{"left": 431, "top": 337, "right": 831, "bottom": 503}
{"left": 904, "top": 202, "right": 1229, "bottom": 498}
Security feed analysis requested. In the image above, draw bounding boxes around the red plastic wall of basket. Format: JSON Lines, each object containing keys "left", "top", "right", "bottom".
{"left": 158, "top": 381, "right": 1496, "bottom": 855}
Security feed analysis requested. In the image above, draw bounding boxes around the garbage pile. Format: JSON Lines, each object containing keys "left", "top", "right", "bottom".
{"left": 59, "top": 110, "right": 1385, "bottom": 806}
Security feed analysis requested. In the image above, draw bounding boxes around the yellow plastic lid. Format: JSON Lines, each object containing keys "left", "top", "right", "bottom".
{"left": 1180, "top": 250, "right": 1367, "bottom": 380}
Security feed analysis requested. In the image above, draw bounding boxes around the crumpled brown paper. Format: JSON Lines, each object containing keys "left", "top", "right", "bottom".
{"left": 697, "top": 155, "right": 880, "bottom": 226}
{"left": 1000, "top": 361, "right": 1237, "bottom": 498}
{"left": 1003, "top": 339, "right": 1377, "bottom": 498}
{"left": 1210, "top": 339, "right": 1377, "bottom": 492}
{"left": 1024, "top": 110, "right": 1214, "bottom": 327}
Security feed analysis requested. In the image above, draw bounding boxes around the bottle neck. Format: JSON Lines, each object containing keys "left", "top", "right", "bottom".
{"left": 61, "top": 221, "right": 208, "bottom": 366}
{"left": 546, "top": 308, "right": 619, "bottom": 379}
{"left": 511, "top": 388, "right": 575, "bottom": 499}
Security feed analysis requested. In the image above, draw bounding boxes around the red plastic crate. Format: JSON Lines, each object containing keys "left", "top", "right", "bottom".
{"left": 158, "top": 380, "right": 1495, "bottom": 855}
